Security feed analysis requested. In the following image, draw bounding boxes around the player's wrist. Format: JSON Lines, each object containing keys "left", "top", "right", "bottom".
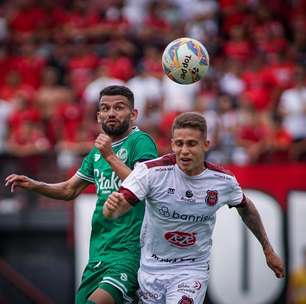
{"left": 263, "top": 244, "right": 274, "bottom": 256}
{"left": 104, "top": 152, "right": 117, "bottom": 163}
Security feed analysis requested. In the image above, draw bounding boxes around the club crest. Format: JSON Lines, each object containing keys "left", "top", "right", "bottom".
{"left": 205, "top": 190, "right": 218, "bottom": 206}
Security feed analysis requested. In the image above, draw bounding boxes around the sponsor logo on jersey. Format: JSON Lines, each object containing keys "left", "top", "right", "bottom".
{"left": 178, "top": 295, "right": 194, "bottom": 304}
{"left": 158, "top": 206, "right": 214, "bottom": 223}
{"left": 94, "top": 169, "right": 122, "bottom": 193}
{"left": 151, "top": 253, "right": 197, "bottom": 263}
{"left": 205, "top": 190, "right": 218, "bottom": 206}
{"left": 156, "top": 167, "right": 174, "bottom": 172}
{"left": 164, "top": 231, "right": 197, "bottom": 247}
{"left": 94, "top": 153, "right": 101, "bottom": 161}
{"left": 167, "top": 187, "right": 175, "bottom": 194}
{"left": 116, "top": 148, "right": 128, "bottom": 162}
{"left": 177, "top": 283, "right": 197, "bottom": 294}
{"left": 138, "top": 290, "right": 160, "bottom": 300}
{"left": 185, "top": 190, "right": 193, "bottom": 198}
{"left": 192, "top": 281, "right": 202, "bottom": 290}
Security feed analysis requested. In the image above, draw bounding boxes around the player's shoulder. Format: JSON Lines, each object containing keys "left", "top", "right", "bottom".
{"left": 143, "top": 153, "right": 176, "bottom": 169}
{"left": 128, "top": 126, "right": 156, "bottom": 143}
{"left": 205, "top": 161, "right": 236, "bottom": 179}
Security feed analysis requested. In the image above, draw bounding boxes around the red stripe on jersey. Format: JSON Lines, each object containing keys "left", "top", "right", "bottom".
{"left": 118, "top": 186, "right": 139, "bottom": 206}
{"left": 205, "top": 161, "right": 234, "bottom": 176}
{"left": 145, "top": 153, "right": 176, "bottom": 168}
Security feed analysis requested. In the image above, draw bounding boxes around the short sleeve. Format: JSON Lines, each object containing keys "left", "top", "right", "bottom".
{"left": 228, "top": 176, "right": 244, "bottom": 207}
{"left": 76, "top": 150, "right": 95, "bottom": 183}
{"left": 120, "top": 162, "right": 150, "bottom": 201}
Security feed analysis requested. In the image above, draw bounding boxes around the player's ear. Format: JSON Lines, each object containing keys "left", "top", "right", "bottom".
{"left": 170, "top": 138, "right": 175, "bottom": 152}
{"left": 97, "top": 112, "right": 102, "bottom": 123}
{"left": 130, "top": 109, "right": 138, "bottom": 123}
{"left": 203, "top": 139, "right": 210, "bottom": 152}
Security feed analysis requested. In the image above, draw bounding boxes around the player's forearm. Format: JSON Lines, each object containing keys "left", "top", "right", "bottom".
{"left": 237, "top": 197, "right": 272, "bottom": 252}
{"left": 104, "top": 154, "right": 132, "bottom": 181}
{"left": 31, "top": 181, "right": 77, "bottom": 201}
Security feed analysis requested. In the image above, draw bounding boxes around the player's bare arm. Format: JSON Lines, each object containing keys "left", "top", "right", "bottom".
{"left": 5, "top": 174, "right": 90, "bottom": 201}
{"left": 237, "top": 197, "right": 285, "bottom": 279}
{"left": 95, "top": 133, "right": 132, "bottom": 181}
{"left": 103, "top": 192, "right": 132, "bottom": 219}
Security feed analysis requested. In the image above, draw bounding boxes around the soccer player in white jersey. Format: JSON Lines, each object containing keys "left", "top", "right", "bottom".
{"left": 103, "top": 112, "right": 285, "bottom": 304}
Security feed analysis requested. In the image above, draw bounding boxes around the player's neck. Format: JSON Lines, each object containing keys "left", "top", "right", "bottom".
{"left": 110, "top": 126, "right": 135, "bottom": 143}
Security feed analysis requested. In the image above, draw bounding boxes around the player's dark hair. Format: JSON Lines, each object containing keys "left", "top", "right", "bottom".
{"left": 99, "top": 85, "right": 134, "bottom": 109}
{"left": 172, "top": 112, "right": 207, "bottom": 138}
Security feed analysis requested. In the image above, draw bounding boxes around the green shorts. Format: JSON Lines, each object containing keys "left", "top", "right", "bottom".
{"left": 76, "top": 256, "right": 139, "bottom": 304}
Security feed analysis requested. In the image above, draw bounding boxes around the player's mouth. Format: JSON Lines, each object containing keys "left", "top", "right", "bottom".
{"left": 180, "top": 158, "right": 192, "bottom": 165}
{"left": 106, "top": 120, "right": 119, "bottom": 125}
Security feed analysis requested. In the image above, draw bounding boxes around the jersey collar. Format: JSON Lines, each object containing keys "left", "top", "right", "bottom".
{"left": 112, "top": 126, "right": 139, "bottom": 147}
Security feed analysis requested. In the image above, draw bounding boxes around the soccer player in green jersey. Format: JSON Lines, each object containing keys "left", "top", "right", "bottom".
{"left": 5, "top": 85, "right": 158, "bottom": 304}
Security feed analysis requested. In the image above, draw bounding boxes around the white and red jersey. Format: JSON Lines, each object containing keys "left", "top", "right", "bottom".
{"left": 120, "top": 154, "right": 245, "bottom": 274}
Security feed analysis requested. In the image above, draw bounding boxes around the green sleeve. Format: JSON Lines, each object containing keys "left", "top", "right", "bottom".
{"left": 76, "top": 149, "right": 96, "bottom": 183}
{"left": 130, "top": 134, "right": 158, "bottom": 168}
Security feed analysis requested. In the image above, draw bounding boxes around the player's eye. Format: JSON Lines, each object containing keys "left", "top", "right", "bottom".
{"left": 114, "top": 105, "right": 125, "bottom": 111}
{"left": 188, "top": 141, "right": 198, "bottom": 147}
{"left": 100, "top": 105, "right": 109, "bottom": 112}
{"left": 175, "top": 141, "right": 183, "bottom": 147}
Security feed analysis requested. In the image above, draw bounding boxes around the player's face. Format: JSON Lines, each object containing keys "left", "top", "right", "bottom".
{"left": 97, "top": 95, "right": 137, "bottom": 137}
{"left": 171, "top": 128, "right": 209, "bottom": 176}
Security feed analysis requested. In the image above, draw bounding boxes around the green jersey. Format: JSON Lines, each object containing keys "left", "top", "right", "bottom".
{"left": 76, "top": 127, "right": 157, "bottom": 262}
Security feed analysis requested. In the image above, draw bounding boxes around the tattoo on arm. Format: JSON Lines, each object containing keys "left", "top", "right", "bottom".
{"left": 237, "top": 197, "right": 270, "bottom": 251}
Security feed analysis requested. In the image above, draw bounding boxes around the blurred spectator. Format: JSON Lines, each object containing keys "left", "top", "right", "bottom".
{"left": 241, "top": 56, "right": 276, "bottom": 112}
{"left": 0, "top": 98, "right": 13, "bottom": 153}
{"left": 234, "top": 103, "right": 270, "bottom": 164}
{"left": 142, "top": 45, "right": 164, "bottom": 79}
{"left": 7, "top": 90, "right": 40, "bottom": 132}
{"left": 0, "top": 70, "right": 34, "bottom": 102}
{"left": 278, "top": 66, "right": 306, "bottom": 161}
{"left": 7, "top": 0, "right": 47, "bottom": 42}
{"left": 67, "top": 37, "right": 99, "bottom": 97}
{"left": 184, "top": 0, "right": 219, "bottom": 42}
{"left": 10, "top": 39, "right": 46, "bottom": 89}
{"left": 219, "top": 60, "right": 245, "bottom": 97}
{"left": 208, "top": 94, "right": 239, "bottom": 163}
{"left": 223, "top": 26, "right": 252, "bottom": 63}
{"left": 100, "top": 48, "right": 134, "bottom": 82}
{"left": 5, "top": 119, "right": 50, "bottom": 174}
{"left": 139, "top": 0, "right": 172, "bottom": 45}
{"left": 258, "top": 114, "right": 293, "bottom": 163}
{"left": 127, "top": 62, "right": 162, "bottom": 127}
{"left": 161, "top": 74, "right": 200, "bottom": 113}
{"left": 35, "top": 66, "right": 72, "bottom": 121}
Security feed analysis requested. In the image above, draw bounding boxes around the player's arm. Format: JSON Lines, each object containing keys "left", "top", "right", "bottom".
{"left": 5, "top": 174, "right": 91, "bottom": 201}
{"left": 103, "top": 191, "right": 133, "bottom": 219}
{"left": 95, "top": 132, "right": 157, "bottom": 181}
{"left": 236, "top": 196, "right": 285, "bottom": 278}
{"left": 95, "top": 133, "right": 132, "bottom": 180}
{"left": 103, "top": 162, "right": 149, "bottom": 219}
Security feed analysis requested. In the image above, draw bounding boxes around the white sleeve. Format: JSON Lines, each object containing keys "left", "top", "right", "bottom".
{"left": 228, "top": 176, "right": 245, "bottom": 207}
{"left": 120, "top": 162, "right": 150, "bottom": 201}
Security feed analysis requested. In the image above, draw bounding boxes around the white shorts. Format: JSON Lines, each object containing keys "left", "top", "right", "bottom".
{"left": 137, "top": 269, "right": 209, "bottom": 304}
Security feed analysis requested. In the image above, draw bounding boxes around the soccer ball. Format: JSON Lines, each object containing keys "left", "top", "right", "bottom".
{"left": 162, "top": 37, "right": 209, "bottom": 85}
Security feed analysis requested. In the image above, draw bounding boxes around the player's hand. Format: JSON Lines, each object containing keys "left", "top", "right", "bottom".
{"left": 103, "top": 192, "right": 131, "bottom": 219}
{"left": 94, "top": 133, "right": 114, "bottom": 160}
{"left": 264, "top": 247, "right": 285, "bottom": 279}
{"left": 4, "top": 174, "right": 36, "bottom": 193}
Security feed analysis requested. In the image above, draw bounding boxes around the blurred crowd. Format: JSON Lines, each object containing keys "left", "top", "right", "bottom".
{"left": 0, "top": 0, "right": 306, "bottom": 177}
